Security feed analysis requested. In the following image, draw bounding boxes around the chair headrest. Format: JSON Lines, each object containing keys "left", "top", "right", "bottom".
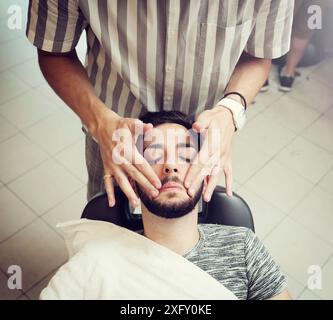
{"left": 81, "top": 186, "right": 254, "bottom": 232}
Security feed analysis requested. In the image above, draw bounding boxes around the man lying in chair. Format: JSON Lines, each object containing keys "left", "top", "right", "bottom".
{"left": 41, "top": 111, "right": 291, "bottom": 300}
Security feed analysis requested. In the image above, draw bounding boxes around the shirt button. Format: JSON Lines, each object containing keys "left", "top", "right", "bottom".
{"left": 166, "top": 66, "right": 172, "bottom": 72}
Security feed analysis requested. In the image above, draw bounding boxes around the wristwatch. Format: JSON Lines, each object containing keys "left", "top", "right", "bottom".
{"left": 216, "top": 97, "right": 247, "bottom": 130}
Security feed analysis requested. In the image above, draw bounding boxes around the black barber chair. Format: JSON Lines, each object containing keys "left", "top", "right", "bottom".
{"left": 81, "top": 186, "right": 255, "bottom": 232}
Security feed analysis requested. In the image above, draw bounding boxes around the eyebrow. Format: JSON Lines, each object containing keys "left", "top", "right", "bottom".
{"left": 177, "top": 142, "right": 195, "bottom": 149}
{"left": 144, "top": 142, "right": 196, "bottom": 151}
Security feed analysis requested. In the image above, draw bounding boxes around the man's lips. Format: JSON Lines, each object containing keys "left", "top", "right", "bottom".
{"left": 159, "top": 182, "right": 184, "bottom": 192}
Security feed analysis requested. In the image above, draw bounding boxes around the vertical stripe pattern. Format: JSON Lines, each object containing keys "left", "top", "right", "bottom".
{"left": 27, "top": 0, "right": 293, "bottom": 117}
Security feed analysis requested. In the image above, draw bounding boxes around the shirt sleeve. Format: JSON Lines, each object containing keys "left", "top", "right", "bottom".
{"left": 26, "top": 0, "right": 87, "bottom": 53}
{"left": 245, "top": 0, "right": 294, "bottom": 59}
{"left": 244, "top": 229, "right": 287, "bottom": 300}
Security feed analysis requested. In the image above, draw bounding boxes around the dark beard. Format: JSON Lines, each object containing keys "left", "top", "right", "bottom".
{"left": 136, "top": 176, "right": 204, "bottom": 219}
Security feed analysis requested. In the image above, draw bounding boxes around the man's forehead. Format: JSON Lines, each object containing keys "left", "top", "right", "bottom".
{"left": 143, "top": 123, "right": 196, "bottom": 146}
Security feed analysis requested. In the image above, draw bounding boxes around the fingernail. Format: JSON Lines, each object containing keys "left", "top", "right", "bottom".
{"left": 155, "top": 181, "right": 162, "bottom": 189}
{"left": 188, "top": 188, "right": 194, "bottom": 196}
{"left": 204, "top": 193, "right": 211, "bottom": 202}
{"left": 185, "top": 181, "right": 190, "bottom": 188}
{"left": 109, "top": 200, "right": 115, "bottom": 207}
{"left": 132, "top": 199, "right": 138, "bottom": 207}
{"left": 151, "top": 190, "right": 159, "bottom": 197}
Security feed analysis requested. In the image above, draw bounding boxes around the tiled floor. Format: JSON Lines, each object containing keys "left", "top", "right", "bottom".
{"left": 0, "top": 2, "right": 333, "bottom": 300}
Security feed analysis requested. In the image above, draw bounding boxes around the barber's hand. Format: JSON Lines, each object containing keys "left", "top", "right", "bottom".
{"left": 92, "top": 109, "right": 161, "bottom": 207}
{"left": 184, "top": 106, "right": 235, "bottom": 201}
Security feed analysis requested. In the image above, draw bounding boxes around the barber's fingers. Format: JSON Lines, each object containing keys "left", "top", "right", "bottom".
{"left": 118, "top": 146, "right": 161, "bottom": 190}
{"left": 100, "top": 143, "right": 119, "bottom": 207}
{"left": 102, "top": 137, "right": 160, "bottom": 207}
{"left": 112, "top": 168, "right": 139, "bottom": 208}
{"left": 112, "top": 130, "right": 161, "bottom": 190}
{"left": 123, "top": 118, "right": 152, "bottom": 143}
{"left": 131, "top": 149, "right": 162, "bottom": 189}
{"left": 120, "top": 157, "right": 159, "bottom": 198}
{"left": 125, "top": 118, "right": 143, "bottom": 134}
{"left": 202, "top": 162, "right": 232, "bottom": 202}
{"left": 187, "top": 153, "right": 220, "bottom": 198}
{"left": 103, "top": 173, "right": 115, "bottom": 207}
{"left": 202, "top": 167, "right": 223, "bottom": 202}
{"left": 143, "top": 122, "right": 153, "bottom": 131}
{"left": 192, "top": 109, "right": 214, "bottom": 132}
{"left": 99, "top": 117, "right": 150, "bottom": 208}
{"left": 185, "top": 147, "right": 219, "bottom": 194}
{"left": 224, "top": 162, "right": 233, "bottom": 197}
{"left": 184, "top": 141, "right": 211, "bottom": 189}
{"left": 184, "top": 124, "right": 218, "bottom": 189}
{"left": 126, "top": 119, "right": 145, "bottom": 142}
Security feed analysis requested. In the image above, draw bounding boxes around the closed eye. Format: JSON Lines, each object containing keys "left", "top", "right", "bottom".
{"left": 144, "top": 148, "right": 164, "bottom": 164}
{"left": 146, "top": 157, "right": 163, "bottom": 164}
{"left": 177, "top": 148, "right": 196, "bottom": 162}
{"left": 179, "top": 157, "right": 191, "bottom": 163}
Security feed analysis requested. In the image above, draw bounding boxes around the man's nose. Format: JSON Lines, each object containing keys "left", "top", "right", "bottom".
{"left": 163, "top": 166, "right": 178, "bottom": 174}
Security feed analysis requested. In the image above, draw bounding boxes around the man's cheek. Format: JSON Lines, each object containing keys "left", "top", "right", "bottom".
{"left": 151, "top": 165, "right": 164, "bottom": 182}
{"left": 178, "top": 164, "right": 191, "bottom": 181}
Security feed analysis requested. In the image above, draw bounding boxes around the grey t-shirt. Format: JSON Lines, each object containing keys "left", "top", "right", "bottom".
{"left": 181, "top": 224, "right": 287, "bottom": 300}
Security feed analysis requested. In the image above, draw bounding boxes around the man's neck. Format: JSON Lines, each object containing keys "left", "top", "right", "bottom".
{"left": 141, "top": 208, "right": 200, "bottom": 256}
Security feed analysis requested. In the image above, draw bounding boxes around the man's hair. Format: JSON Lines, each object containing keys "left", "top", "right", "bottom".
{"left": 139, "top": 110, "right": 193, "bottom": 130}
{"left": 139, "top": 110, "right": 200, "bottom": 150}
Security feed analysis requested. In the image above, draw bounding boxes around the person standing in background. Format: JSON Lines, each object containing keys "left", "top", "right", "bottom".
{"left": 262, "top": 0, "right": 329, "bottom": 92}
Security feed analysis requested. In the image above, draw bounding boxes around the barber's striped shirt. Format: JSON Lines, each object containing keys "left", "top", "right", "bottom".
{"left": 26, "top": 0, "right": 293, "bottom": 120}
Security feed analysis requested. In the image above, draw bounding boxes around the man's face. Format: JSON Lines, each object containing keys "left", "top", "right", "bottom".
{"left": 135, "top": 123, "right": 204, "bottom": 219}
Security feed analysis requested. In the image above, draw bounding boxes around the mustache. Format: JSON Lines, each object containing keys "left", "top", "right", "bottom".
{"left": 161, "top": 175, "right": 183, "bottom": 186}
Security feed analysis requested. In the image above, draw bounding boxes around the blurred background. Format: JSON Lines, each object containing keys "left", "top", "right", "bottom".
{"left": 0, "top": 0, "right": 333, "bottom": 300}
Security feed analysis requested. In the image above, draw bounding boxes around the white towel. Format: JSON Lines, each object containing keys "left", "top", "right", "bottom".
{"left": 40, "top": 219, "right": 237, "bottom": 300}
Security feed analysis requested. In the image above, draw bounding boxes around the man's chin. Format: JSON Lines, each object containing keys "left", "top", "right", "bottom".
{"left": 158, "top": 189, "right": 188, "bottom": 199}
{"left": 135, "top": 181, "right": 204, "bottom": 219}
{"left": 154, "top": 192, "right": 187, "bottom": 205}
